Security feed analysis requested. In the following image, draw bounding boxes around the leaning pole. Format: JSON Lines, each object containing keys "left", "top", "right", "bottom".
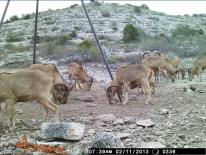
{"left": 81, "top": 0, "right": 122, "bottom": 102}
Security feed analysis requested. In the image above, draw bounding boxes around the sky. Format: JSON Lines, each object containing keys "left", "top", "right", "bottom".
{"left": 1, "top": 1, "right": 206, "bottom": 21}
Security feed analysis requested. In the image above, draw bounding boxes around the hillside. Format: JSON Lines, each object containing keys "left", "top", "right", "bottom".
{"left": 0, "top": 2, "right": 206, "bottom": 67}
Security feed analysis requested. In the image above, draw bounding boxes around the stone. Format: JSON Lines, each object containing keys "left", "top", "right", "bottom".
{"left": 136, "top": 119, "right": 155, "bottom": 127}
{"left": 123, "top": 117, "right": 136, "bottom": 124}
{"left": 79, "top": 116, "right": 94, "bottom": 123}
{"left": 96, "top": 114, "right": 116, "bottom": 123}
{"left": 160, "top": 109, "right": 169, "bottom": 115}
{"left": 116, "top": 132, "right": 130, "bottom": 139}
{"left": 88, "top": 129, "right": 95, "bottom": 135}
{"left": 91, "top": 132, "right": 123, "bottom": 148}
{"left": 178, "top": 134, "right": 186, "bottom": 140}
{"left": 74, "top": 95, "right": 94, "bottom": 102}
{"left": 41, "top": 122, "right": 85, "bottom": 141}
{"left": 138, "top": 142, "right": 166, "bottom": 148}
{"left": 87, "top": 103, "right": 97, "bottom": 107}
{"left": 16, "top": 108, "right": 23, "bottom": 114}
{"left": 128, "top": 124, "right": 137, "bottom": 129}
{"left": 113, "top": 119, "right": 124, "bottom": 126}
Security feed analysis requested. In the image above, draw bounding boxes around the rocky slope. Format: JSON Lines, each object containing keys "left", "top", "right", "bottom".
{"left": 0, "top": 2, "right": 206, "bottom": 66}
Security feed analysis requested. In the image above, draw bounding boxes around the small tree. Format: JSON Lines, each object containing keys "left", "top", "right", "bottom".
{"left": 123, "top": 24, "right": 139, "bottom": 43}
{"left": 134, "top": 6, "right": 141, "bottom": 14}
{"left": 9, "top": 15, "right": 19, "bottom": 22}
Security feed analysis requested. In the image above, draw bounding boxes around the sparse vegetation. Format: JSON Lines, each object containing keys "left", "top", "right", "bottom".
{"left": 79, "top": 40, "right": 93, "bottom": 49}
{"left": 111, "top": 21, "right": 118, "bottom": 30}
{"left": 9, "top": 15, "right": 19, "bottom": 22}
{"left": 70, "top": 4, "right": 78, "bottom": 8}
{"left": 134, "top": 6, "right": 141, "bottom": 14}
{"left": 140, "top": 4, "right": 149, "bottom": 10}
{"left": 70, "top": 30, "right": 77, "bottom": 38}
{"left": 5, "top": 32, "right": 24, "bottom": 42}
{"left": 107, "top": 55, "right": 118, "bottom": 64}
{"left": 3, "top": 43, "right": 30, "bottom": 52}
{"left": 51, "top": 26, "right": 59, "bottom": 31}
{"left": 123, "top": 24, "right": 140, "bottom": 43}
{"left": 93, "top": 1, "right": 101, "bottom": 6}
{"left": 22, "top": 14, "right": 31, "bottom": 20}
{"left": 172, "top": 24, "right": 204, "bottom": 37}
{"left": 101, "top": 11, "right": 111, "bottom": 17}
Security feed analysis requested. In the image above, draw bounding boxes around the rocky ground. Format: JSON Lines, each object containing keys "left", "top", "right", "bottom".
{"left": 0, "top": 63, "right": 206, "bottom": 154}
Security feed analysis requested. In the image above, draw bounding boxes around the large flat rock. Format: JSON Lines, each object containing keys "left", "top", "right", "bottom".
{"left": 41, "top": 122, "right": 85, "bottom": 141}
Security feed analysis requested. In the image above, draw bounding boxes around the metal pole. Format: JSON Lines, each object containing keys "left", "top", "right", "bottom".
{"left": 33, "top": 0, "right": 39, "bottom": 64}
{"left": 81, "top": 0, "right": 122, "bottom": 103}
{"left": 0, "top": 0, "right": 10, "bottom": 31}
{"left": 81, "top": 0, "right": 113, "bottom": 80}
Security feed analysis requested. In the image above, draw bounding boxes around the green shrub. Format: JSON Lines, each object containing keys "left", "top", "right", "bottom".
{"left": 74, "top": 26, "right": 80, "bottom": 31}
{"left": 123, "top": 24, "right": 139, "bottom": 43}
{"left": 172, "top": 24, "right": 204, "bottom": 37}
{"left": 159, "top": 32, "right": 166, "bottom": 37}
{"left": 79, "top": 40, "right": 93, "bottom": 49}
{"left": 70, "top": 30, "right": 77, "bottom": 38}
{"left": 31, "top": 35, "right": 41, "bottom": 44}
{"left": 107, "top": 55, "right": 118, "bottom": 64}
{"left": 57, "top": 35, "right": 72, "bottom": 45}
{"left": 134, "top": 6, "right": 141, "bottom": 14}
{"left": 51, "top": 26, "right": 58, "bottom": 31}
{"left": 22, "top": 14, "right": 31, "bottom": 20}
{"left": 45, "top": 20, "right": 55, "bottom": 25}
{"left": 5, "top": 32, "right": 24, "bottom": 42}
{"left": 3, "top": 43, "right": 30, "bottom": 52}
{"left": 111, "top": 21, "right": 118, "bottom": 30}
{"left": 94, "top": 1, "right": 101, "bottom": 6}
{"left": 9, "top": 15, "right": 19, "bottom": 22}
{"left": 101, "top": 11, "right": 110, "bottom": 17}
{"left": 140, "top": 4, "right": 149, "bottom": 10}
{"left": 70, "top": 4, "right": 78, "bottom": 8}
{"left": 3, "top": 43, "right": 16, "bottom": 51}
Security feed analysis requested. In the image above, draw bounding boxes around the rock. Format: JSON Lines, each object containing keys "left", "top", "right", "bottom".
{"left": 67, "top": 146, "right": 82, "bottom": 155}
{"left": 103, "top": 129, "right": 112, "bottom": 132}
{"left": 74, "top": 95, "right": 94, "bottom": 102}
{"left": 87, "top": 103, "right": 97, "bottom": 107}
{"left": 136, "top": 119, "right": 155, "bottom": 127}
{"left": 79, "top": 116, "right": 94, "bottom": 123}
{"left": 1, "top": 148, "right": 13, "bottom": 155}
{"left": 178, "top": 134, "right": 186, "bottom": 140}
{"left": 91, "top": 132, "right": 123, "bottom": 148}
{"left": 138, "top": 142, "right": 166, "bottom": 148}
{"left": 96, "top": 114, "right": 116, "bottom": 123}
{"left": 128, "top": 124, "right": 137, "bottom": 129}
{"left": 30, "top": 130, "right": 44, "bottom": 140}
{"left": 113, "top": 119, "right": 124, "bottom": 126}
{"left": 123, "top": 117, "right": 136, "bottom": 124}
{"left": 199, "top": 116, "right": 206, "bottom": 121}
{"left": 160, "top": 109, "right": 169, "bottom": 115}
{"left": 116, "top": 133, "right": 130, "bottom": 139}
{"left": 88, "top": 129, "right": 95, "bottom": 135}
{"left": 197, "top": 89, "right": 205, "bottom": 93}
{"left": 16, "top": 108, "right": 23, "bottom": 114}
{"left": 41, "top": 122, "right": 85, "bottom": 141}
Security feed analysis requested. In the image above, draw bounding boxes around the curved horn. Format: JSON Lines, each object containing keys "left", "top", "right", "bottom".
{"left": 106, "top": 85, "right": 121, "bottom": 92}
{"left": 153, "top": 51, "right": 162, "bottom": 57}
{"left": 142, "top": 51, "right": 151, "bottom": 59}
{"left": 54, "top": 83, "right": 70, "bottom": 92}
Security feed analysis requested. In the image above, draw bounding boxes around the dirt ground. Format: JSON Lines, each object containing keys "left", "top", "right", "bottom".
{"left": 0, "top": 63, "right": 206, "bottom": 152}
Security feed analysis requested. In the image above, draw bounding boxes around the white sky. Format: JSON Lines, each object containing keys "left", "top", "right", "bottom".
{"left": 1, "top": 1, "right": 206, "bottom": 21}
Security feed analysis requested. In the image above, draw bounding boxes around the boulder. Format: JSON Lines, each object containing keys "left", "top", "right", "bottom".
{"left": 136, "top": 119, "right": 155, "bottom": 127}
{"left": 91, "top": 132, "right": 123, "bottom": 148}
{"left": 40, "top": 122, "right": 85, "bottom": 141}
